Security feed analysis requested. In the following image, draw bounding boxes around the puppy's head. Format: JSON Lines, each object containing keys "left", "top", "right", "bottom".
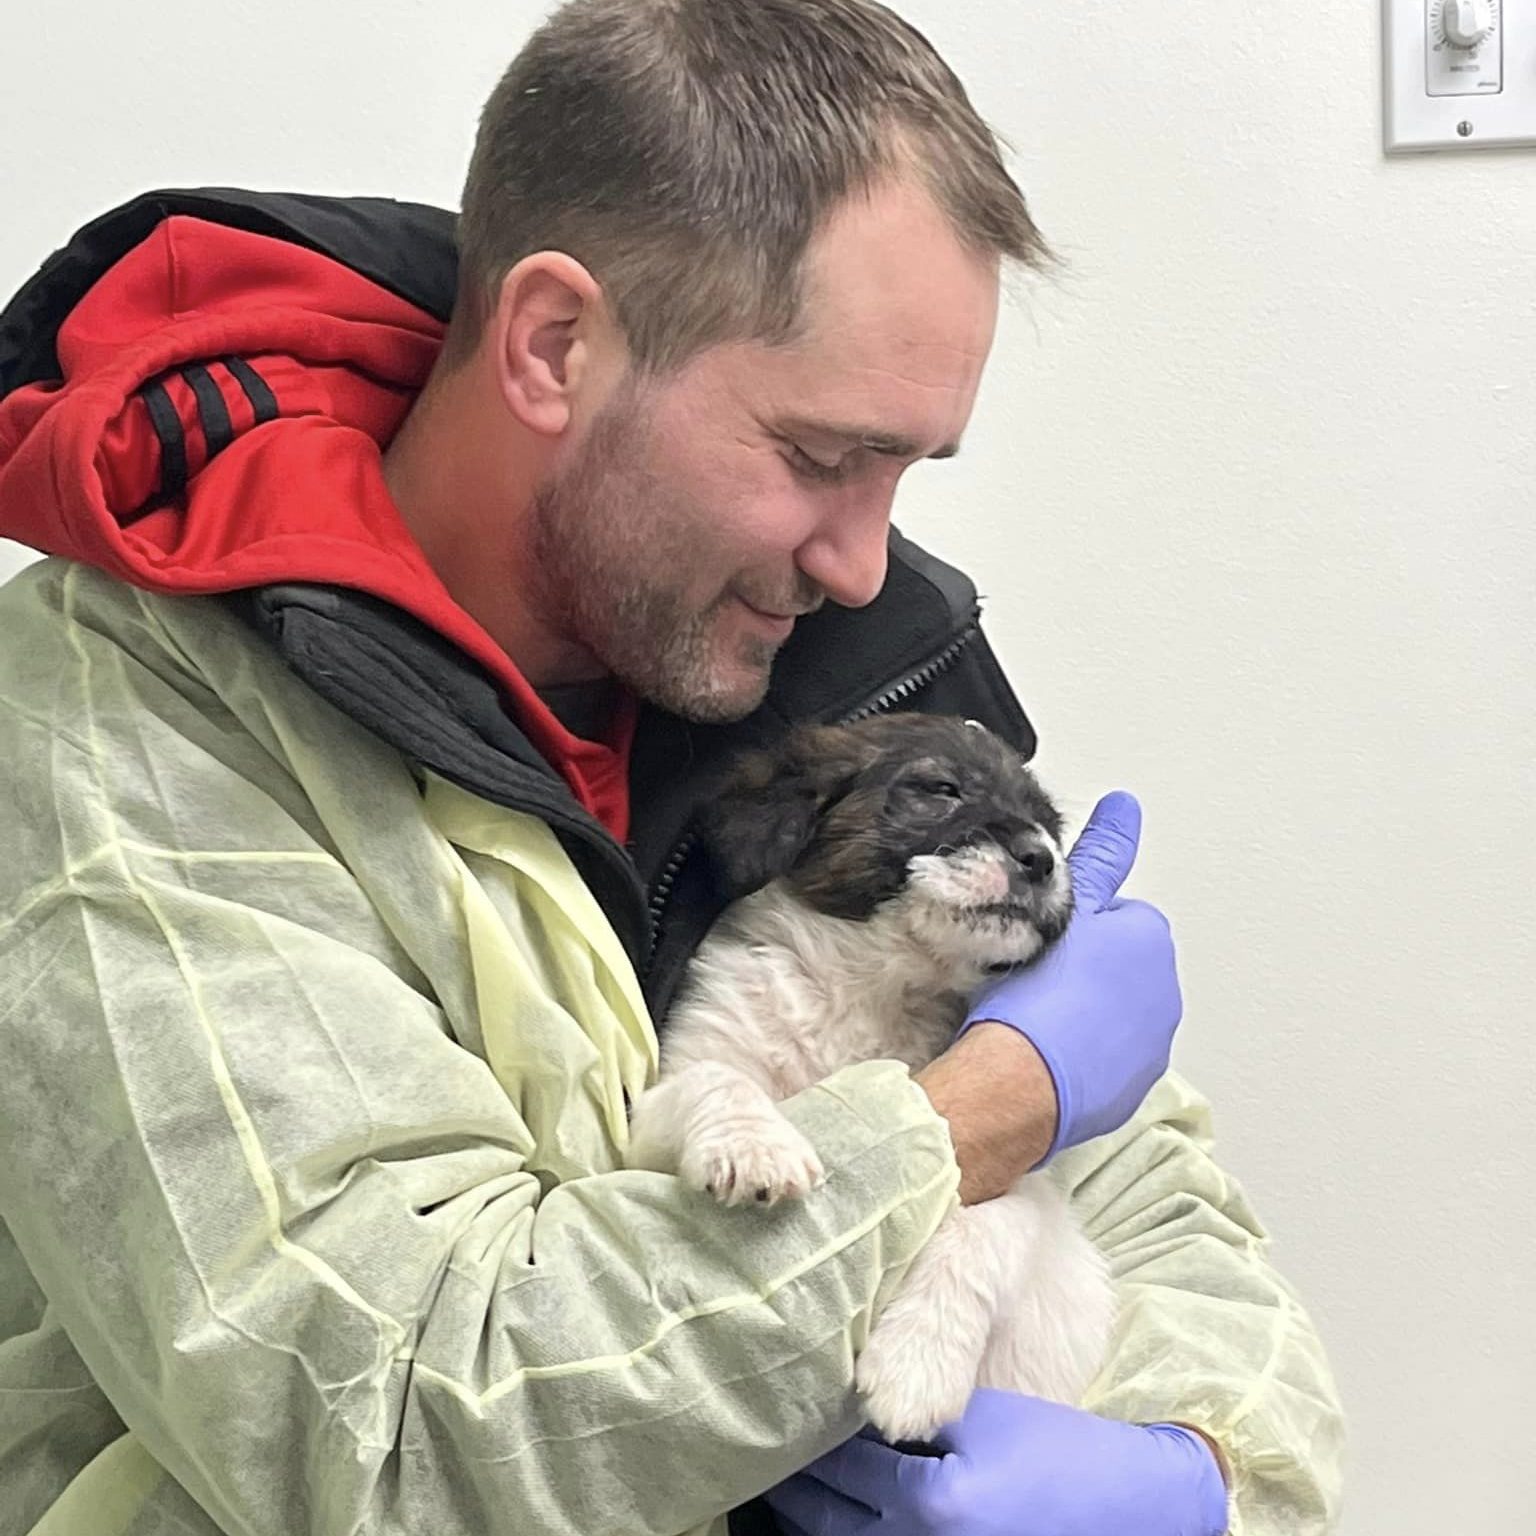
{"left": 698, "top": 713, "right": 1073, "bottom": 974}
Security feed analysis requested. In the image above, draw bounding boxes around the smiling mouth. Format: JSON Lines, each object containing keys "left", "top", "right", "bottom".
{"left": 735, "top": 603, "right": 797, "bottom": 642}
{"left": 739, "top": 597, "right": 809, "bottom": 622}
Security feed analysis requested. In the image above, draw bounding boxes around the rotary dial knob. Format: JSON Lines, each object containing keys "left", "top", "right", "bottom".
{"left": 1442, "top": 0, "right": 1495, "bottom": 49}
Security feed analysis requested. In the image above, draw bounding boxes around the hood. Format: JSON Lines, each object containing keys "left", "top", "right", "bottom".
{"left": 0, "top": 190, "right": 634, "bottom": 837}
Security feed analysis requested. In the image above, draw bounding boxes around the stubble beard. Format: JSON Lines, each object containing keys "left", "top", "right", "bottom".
{"left": 530, "top": 384, "right": 784, "bottom": 724}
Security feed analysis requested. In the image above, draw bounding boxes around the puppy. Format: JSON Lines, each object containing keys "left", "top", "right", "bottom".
{"left": 627, "top": 713, "right": 1115, "bottom": 1442}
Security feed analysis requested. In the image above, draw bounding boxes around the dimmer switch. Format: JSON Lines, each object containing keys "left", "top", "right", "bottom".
{"left": 1426, "top": 0, "right": 1503, "bottom": 96}
{"left": 1384, "top": 0, "right": 1536, "bottom": 150}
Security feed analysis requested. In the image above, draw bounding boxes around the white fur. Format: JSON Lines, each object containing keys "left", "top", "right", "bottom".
{"left": 627, "top": 841, "right": 1115, "bottom": 1442}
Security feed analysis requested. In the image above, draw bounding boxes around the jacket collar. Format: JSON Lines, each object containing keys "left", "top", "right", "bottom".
{"left": 236, "top": 519, "right": 989, "bottom": 953}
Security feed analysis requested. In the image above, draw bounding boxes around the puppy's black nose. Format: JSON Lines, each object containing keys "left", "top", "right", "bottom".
{"left": 1008, "top": 835, "right": 1056, "bottom": 887}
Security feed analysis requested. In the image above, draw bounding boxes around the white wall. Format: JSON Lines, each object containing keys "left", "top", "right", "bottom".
{"left": 4, "top": 4, "right": 1533, "bottom": 1529}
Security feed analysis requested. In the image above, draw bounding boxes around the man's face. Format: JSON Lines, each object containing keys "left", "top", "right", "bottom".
{"left": 533, "top": 179, "right": 1001, "bottom": 723}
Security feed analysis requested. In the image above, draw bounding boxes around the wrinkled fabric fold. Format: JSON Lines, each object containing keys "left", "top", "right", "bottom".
{"left": 1059, "top": 1075, "right": 1347, "bottom": 1533}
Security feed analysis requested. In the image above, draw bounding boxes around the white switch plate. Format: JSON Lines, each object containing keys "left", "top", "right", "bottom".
{"left": 1385, "top": 0, "right": 1536, "bottom": 150}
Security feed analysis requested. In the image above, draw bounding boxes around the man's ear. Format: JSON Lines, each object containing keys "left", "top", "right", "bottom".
{"left": 492, "top": 251, "right": 611, "bottom": 438}
{"left": 694, "top": 725, "right": 876, "bottom": 900}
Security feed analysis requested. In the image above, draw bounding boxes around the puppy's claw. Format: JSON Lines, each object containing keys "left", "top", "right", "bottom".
{"left": 680, "top": 1120, "right": 825, "bottom": 1208}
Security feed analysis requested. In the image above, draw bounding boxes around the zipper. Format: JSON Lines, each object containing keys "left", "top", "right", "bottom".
{"left": 642, "top": 619, "right": 981, "bottom": 971}
{"left": 645, "top": 834, "right": 699, "bottom": 965}
{"left": 838, "top": 621, "right": 979, "bottom": 724}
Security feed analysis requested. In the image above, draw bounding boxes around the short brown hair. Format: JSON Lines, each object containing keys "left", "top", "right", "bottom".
{"left": 450, "top": 0, "right": 1048, "bottom": 371}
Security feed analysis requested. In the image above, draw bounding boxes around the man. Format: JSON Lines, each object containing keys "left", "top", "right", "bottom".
{"left": 0, "top": 1, "right": 1342, "bottom": 1533}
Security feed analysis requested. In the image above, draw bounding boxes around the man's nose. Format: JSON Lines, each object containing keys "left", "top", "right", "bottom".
{"left": 795, "top": 486, "right": 894, "bottom": 609}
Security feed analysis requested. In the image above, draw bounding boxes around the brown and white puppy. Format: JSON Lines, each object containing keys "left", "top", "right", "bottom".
{"left": 627, "top": 713, "right": 1114, "bottom": 1442}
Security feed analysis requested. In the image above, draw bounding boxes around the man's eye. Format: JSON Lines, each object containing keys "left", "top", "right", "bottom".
{"left": 786, "top": 445, "right": 852, "bottom": 484}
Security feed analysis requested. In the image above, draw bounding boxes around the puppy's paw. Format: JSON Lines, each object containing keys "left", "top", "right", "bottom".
{"left": 857, "top": 1309, "right": 977, "bottom": 1444}
{"left": 680, "top": 1118, "right": 825, "bottom": 1207}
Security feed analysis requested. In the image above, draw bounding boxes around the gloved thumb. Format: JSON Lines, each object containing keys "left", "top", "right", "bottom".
{"left": 1066, "top": 791, "right": 1143, "bottom": 911}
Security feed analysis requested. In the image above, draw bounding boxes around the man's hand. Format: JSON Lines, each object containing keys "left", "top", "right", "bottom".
{"left": 962, "top": 790, "right": 1183, "bottom": 1164}
{"left": 764, "top": 1390, "right": 1229, "bottom": 1536}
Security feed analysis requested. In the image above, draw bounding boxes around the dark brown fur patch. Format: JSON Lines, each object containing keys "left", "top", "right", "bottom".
{"left": 698, "top": 714, "right": 1064, "bottom": 922}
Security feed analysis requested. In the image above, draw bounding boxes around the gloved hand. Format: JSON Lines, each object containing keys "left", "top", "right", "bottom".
{"left": 963, "top": 790, "right": 1181, "bottom": 1163}
{"left": 764, "top": 1390, "right": 1229, "bottom": 1536}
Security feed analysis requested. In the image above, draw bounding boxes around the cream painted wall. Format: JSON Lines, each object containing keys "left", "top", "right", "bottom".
{"left": 3, "top": 4, "right": 1533, "bottom": 1530}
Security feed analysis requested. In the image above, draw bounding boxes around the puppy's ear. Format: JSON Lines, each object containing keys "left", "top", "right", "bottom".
{"left": 696, "top": 763, "right": 821, "bottom": 899}
{"left": 695, "top": 725, "right": 873, "bottom": 899}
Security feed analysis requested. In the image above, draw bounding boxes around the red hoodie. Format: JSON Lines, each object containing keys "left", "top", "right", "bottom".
{"left": 0, "top": 214, "right": 635, "bottom": 839}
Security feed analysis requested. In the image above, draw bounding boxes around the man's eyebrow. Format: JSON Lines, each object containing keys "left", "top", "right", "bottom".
{"left": 778, "top": 417, "right": 962, "bottom": 461}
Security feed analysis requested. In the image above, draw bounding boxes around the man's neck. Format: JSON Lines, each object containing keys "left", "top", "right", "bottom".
{"left": 382, "top": 363, "right": 606, "bottom": 689}
{"left": 537, "top": 676, "right": 624, "bottom": 744}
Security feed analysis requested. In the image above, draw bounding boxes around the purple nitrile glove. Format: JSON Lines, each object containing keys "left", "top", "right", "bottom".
{"left": 963, "top": 790, "right": 1182, "bottom": 1164}
{"left": 764, "top": 1390, "right": 1229, "bottom": 1536}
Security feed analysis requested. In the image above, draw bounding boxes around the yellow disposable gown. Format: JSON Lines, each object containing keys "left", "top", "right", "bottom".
{"left": 0, "top": 560, "right": 1343, "bottom": 1534}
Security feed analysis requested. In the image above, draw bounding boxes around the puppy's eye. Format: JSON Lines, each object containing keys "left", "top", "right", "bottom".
{"left": 916, "top": 778, "right": 963, "bottom": 802}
